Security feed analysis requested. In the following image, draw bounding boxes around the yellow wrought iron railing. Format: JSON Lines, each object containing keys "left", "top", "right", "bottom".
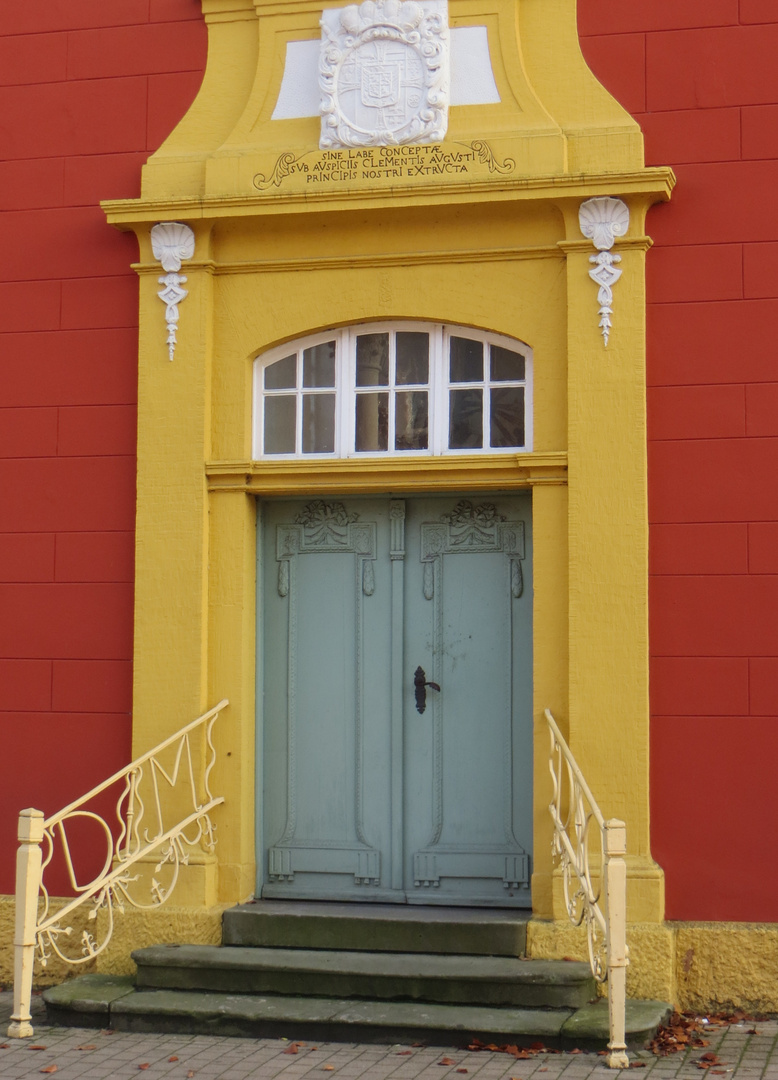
{"left": 8, "top": 699, "right": 228, "bottom": 1039}
{"left": 546, "top": 708, "right": 629, "bottom": 1069}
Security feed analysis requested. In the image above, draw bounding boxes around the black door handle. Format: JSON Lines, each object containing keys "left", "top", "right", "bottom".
{"left": 414, "top": 666, "right": 441, "bottom": 714}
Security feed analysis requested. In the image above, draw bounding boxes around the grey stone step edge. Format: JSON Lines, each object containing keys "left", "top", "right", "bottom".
{"left": 131, "top": 945, "right": 595, "bottom": 1010}
{"left": 222, "top": 902, "right": 531, "bottom": 957}
{"left": 42, "top": 975, "right": 671, "bottom": 1052}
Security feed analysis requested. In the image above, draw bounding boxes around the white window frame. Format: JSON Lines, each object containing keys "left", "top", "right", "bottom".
{"left": 252, "top": 322, "right": 533, "bottom": 459}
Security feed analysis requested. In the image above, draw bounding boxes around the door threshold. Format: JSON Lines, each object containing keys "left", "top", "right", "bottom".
{"left": 250, "top": 898, "right": 532, "bottom": 920}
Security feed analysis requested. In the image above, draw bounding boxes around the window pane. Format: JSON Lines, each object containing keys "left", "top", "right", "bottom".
{"left": 356, "top": 334, "right": 389, "bottom": 386}
{"left": 449, "top": 388, "right": 483, "bottom": 449}
{"left": 490, "top": 387, "right": 525, "bottom": 448}
{"left": 450, "top": 337, "right": 483, "bottom": 382}
{"left": 491, "top": 345, "right": 525, "bottom": 383}
{"left": 264, "top": 396, "right": 296, "bottom": 454}
{"left": 302, "top": 393, "right": 336, "bottom": 454}
{"left": 396, "top": 332, "right": 429, "bottom": 385}
{"left": 265, "top": 354, "right": 296, "bottom": 390}
{"left": 355, "top": 393, "right": 388, "bottom": 451}
{"left": 303, "top": 341, "right": 336, "bottom": 387}
{"left": 395, "top": 391, "right": 428, "bottom": 451}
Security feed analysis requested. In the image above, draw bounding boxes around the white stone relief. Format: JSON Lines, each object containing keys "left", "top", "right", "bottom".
{"left": 274, "top": 25, "right": 494, "bottom": 120}
{"left": 319, "top": 0, "right": 449, "bottom": 149}
{"left": 150, "top": 222, "right": 195, "bottom": 361}
{"left": 578, "top": 197, "right": 629, "bottom": 348}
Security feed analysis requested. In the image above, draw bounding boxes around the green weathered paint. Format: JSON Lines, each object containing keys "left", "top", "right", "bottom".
{"left": 258, "top": 495, "right": 533, "bottom": 906}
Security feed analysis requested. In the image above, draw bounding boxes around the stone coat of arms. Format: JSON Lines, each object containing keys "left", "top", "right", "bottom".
{"left": 320, "top": 0, "right": 449, "bottom": 149}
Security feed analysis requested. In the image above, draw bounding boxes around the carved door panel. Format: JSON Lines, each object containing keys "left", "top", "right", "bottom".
{"left": 403, "top": 496, "right": 533, "bottom": 906}
{"left": 259, "top": 495, "right": 532, "bottom": 905}
{"left": 261, "top": 498, "right": 395, "bottom": 901}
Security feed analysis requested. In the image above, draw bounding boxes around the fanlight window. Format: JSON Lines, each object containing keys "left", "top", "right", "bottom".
{"left": 253, "top": 324, "right": 532, "bottom": 458}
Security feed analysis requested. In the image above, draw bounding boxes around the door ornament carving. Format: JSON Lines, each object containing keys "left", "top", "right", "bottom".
{"left": 269, "top": 501, "right": 380, "bottom": 886}
{"left": 413, "top": 500, "right": 530, "bottom": 891}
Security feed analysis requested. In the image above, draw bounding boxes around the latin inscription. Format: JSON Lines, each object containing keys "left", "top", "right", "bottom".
{"left": 253, "top": 141, "right": 515, "bottom": 192}
{"left": 308, "top": 145, "right": 473, "bottom": 182}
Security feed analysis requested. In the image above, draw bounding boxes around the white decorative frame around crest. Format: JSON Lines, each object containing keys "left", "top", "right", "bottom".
{"left": 150, "top": 222, "right": 195, "bottom": 361}
{"left": 579, "top": 197, "right": 630, "bottom": 347}
{"left": 320, "top": 0, "right": 449, "bottom": 149}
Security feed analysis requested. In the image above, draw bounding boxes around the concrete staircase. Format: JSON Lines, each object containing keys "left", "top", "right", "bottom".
{"left": 43, "top": 901, "right": 670, "bottom": 1047}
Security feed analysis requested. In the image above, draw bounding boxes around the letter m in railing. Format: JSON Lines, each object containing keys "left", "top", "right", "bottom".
{"left": 8, "top": 700, "right": 228, "bottom": 1040}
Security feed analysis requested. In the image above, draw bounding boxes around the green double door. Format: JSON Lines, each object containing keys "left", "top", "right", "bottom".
{"left": 259, "top": 494, "right": 533, "bottom": 906}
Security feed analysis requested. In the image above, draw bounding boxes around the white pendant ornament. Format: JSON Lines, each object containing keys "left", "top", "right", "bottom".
{"left": 150, "top": 222, "right": 195, "bottom": 361}
{"left": 319, "top": 0, "right": 449, "bottom": 150}
{"left": 579, "top": 197, "right": 629, "bottom": 347}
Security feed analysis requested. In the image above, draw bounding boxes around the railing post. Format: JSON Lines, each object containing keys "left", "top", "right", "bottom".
{"left": 8, "top": 808, "right": 45, "bottom": 1039}
{"left": 604, "top": 818, "right": 629, "bottom": 1069}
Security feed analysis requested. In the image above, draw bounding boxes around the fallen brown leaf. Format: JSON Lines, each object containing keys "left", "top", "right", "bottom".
{"left": 467, "top": 1039, "right": 544, "bottom": 1059}
{"left": 29, "top": 1046, "right": 47, "bottom": 1051}
{"left": 712, "top": 1072, "right": 727, "bottom": 1075}
{"left": 76, "top": 1045, "right": 97, "bottom": 1051}
{"left": 649, "top": 1012, "right": 713, "bottom": 1057}
{"left": 40, "top": 1067, "right": 58, "bottom": 1075}
{"left": 168, "top": 1056, "right": 179, "bottom": 1062}
{"left": 322, "top": 1066, "right": 335, "bottom": 1072}
{"left": 284, "top": 1042, "right": 304, "bottom": 1055}
{"left": 439, "top": 1057, "right": 457, "bottom": 1065}
{"left": 139, "top": 1066, "right": 150, "bottom": 1071}
{"left": 629, "top": 1063, "right": 646, "bottom": 1069}
{"left": 694, "top": 1056, "right": 725, "bottom": 1072}
{"left": 396, "top": 1051, "right": 413, "bottom": 1056}
{"left": 456, "top": 1070, "right": 468, "bottom": 1074}
{"left": 187, "top": 1072, "right": 195, "bottom": 1078}
{"left": 0, "top": 1044, "right": 9, "bottom": 1049}
{"left": 748, "top": 1029, "right": 760, "bottom": 1036}
{"left": 570, "top": 1048, "right": 582, "bottom": 1054}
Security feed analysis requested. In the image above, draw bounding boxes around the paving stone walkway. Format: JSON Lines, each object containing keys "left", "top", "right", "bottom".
{"left": 1, "top": 993, "right": 777, "bottom": 1080}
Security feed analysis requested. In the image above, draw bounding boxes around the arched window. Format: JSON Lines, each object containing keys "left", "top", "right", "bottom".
{"left": 252, "top": 323, "right": 532, "bottom": 458}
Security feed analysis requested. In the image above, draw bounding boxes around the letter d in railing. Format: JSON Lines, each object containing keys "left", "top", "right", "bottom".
{"left": 604, "top": 818, "right": 629, "bottom": 1069}
{"left": 8, "top": 808, "right": 45, "bottom": 1039}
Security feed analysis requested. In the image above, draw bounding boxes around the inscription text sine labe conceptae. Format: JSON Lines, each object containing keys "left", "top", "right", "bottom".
{"left": 252, "top": 141, "right": 514, "bottom": 191}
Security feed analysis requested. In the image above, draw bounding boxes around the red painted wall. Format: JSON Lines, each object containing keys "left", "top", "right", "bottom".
{"left": 2, "top": 0, "right": 776, "bottom": 920}
{"left": 580, "top": 0, "right": 778, "bottom": 921}
{"left": 0, "top": 0, "right": 206, "bottom": 896}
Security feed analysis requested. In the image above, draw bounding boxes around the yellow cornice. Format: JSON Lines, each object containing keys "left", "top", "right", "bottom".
{"left": 206, "top": 452, "right": 568, "bottom": 496}
{"left": 558, "top": 236, "right": 654, "bottom": 255}
{"left": 130, "top": 243, "right": 565, "bottom": 277}
{"left": 103, "top": 168, "right": 675, "bottom": 228}
{"left": 129, "top": 234, "right": 653, "bottom": 277}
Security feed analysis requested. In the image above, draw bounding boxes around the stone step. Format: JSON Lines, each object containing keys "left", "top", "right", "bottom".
{"left": 133, "top": 945, "right": 595, "bottom": 1010}
{"left": 222, "top": 901, "right": 530, "bottom": 957}
{"left": 43, "top": 975, "right": 671, "bottom": 1051}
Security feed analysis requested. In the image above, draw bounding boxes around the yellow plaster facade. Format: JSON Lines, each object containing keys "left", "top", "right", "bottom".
{"left": 97, "top": 0, "right": 680, "bottom": 991}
